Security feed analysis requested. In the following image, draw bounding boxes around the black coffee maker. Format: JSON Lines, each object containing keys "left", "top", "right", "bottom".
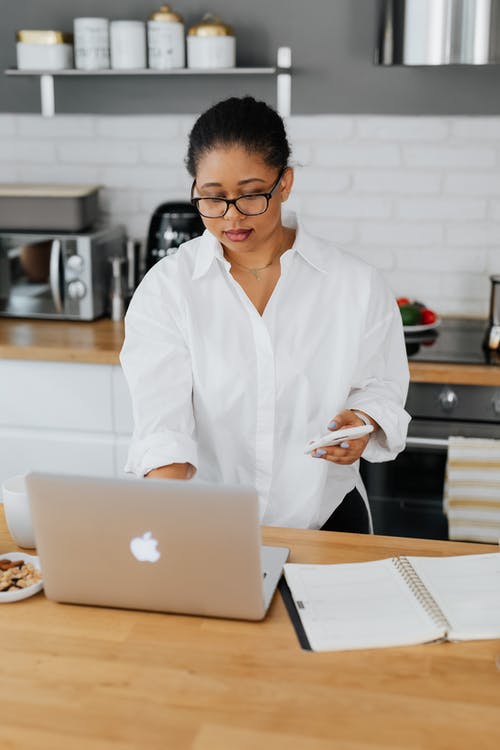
{"left": 145, "top": 201, "right": 204, "bottom": 272}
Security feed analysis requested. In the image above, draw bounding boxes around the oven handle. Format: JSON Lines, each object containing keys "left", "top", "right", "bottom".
{"left": 49, "top": 239, "right": 63, "bottom": 314}
{"left": 406, "top": 436, "right": 449, "bottom": 449}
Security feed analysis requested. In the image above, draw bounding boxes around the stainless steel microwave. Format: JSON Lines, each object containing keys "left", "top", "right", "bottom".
{"left": 0, "top": 226, "right": 125, "bottom": 320}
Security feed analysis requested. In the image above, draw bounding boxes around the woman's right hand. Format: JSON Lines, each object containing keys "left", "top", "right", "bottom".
{"left": 310, "top": 409, "right": 377, "bottom": 466}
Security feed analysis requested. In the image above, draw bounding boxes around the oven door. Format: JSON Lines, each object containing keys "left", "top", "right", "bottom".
{"left": 0, "top": 235, "right": 65, "bottom": 318}
{"left": 360, "top": 419, "right": 500, "bottom": 540}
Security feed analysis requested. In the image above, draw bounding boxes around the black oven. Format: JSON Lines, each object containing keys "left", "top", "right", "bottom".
{"left": 360, "top": 319, "right": 500, "bottom": 540}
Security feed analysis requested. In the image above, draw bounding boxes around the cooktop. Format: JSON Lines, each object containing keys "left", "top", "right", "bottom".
{"left": 405, "top": 317, "right": 499, "bottom": 366}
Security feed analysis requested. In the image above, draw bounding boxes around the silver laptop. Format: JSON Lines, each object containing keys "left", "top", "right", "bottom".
{"left": 26, "top": 472, "right": 289, "bottom": 621}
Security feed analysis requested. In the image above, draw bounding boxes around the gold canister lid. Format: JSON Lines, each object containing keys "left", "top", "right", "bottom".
{"left": 188, "top": 13, "right": 234, "bottom": 37}
{"left": 149, "top": 4, "right": 183, "bottom": 23}
{"left": 16, "top": 30, "right": 73, "bottom": 45}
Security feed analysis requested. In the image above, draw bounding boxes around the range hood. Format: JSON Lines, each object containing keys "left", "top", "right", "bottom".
{"left": 377, "top": 0, "right": 500, "bottom": 65}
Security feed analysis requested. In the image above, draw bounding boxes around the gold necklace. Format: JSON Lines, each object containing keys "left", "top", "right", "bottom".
{"left": 226, "top": 241, "right": 287, "bottom": 281}
{"left": 228, "top": 256, "right": 274, "bottom": 281}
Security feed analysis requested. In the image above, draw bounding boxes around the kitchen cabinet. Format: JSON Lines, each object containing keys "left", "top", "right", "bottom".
{"left": 4, "top": 47, "right": 292, "bottom": 118}
{"left": 0, "top": 359, "right": 113, "bottom": 432}
{"left": 0, "top": 427, "right": 115, "bottom": 479}
{"left": 0, "top": 358, "right": 133, "bottom": 484}
{"left": 2, "top": 317, "right": 500, "bottom": 511}
{"left": 112, "top": 365, "right": 134, "bottom": 436}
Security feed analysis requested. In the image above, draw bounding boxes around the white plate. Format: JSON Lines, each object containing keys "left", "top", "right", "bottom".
{"left": 0, "top": 552, "right": 43, "bottom": 603}
{"left": 403, "top": 317, "right": 441, "bottom": 334}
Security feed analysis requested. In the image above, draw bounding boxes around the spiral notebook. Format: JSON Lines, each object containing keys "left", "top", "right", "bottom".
{"left": 282, "top": 552, "right": 500, "bottom": 651}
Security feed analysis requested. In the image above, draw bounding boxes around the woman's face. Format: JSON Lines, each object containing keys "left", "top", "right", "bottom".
{"left": 193, "top": 145, "right": 293, "bottom": 255}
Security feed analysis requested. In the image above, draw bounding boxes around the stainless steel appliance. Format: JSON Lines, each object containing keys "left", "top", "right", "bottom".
{"left": 485, "top": 274, "right": 500, "bottom": 351}
{"left": 145, "top": 201, "right": 204, "bottom": 272}
{"left": 0, "top": 226, "right": 125, "bottom": 320}
{"left": 0, "top": 184, "right": 100, "bottom": 232}
{"left": 377, "top": 0, "right": 500, "bottom": 65}
{"left": 361, "top": 318, "right": 500, "bottom": 540}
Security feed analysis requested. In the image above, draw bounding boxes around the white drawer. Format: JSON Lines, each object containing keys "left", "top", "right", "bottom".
{"left": 112, "top": 365, "right": 134, "bottom": 435}
{"left": 0, "top": 360, "right": 113, "bottom": 432}
{"left": 115, "top": 435, "right": 131, "bottom": 477}
{"left": 0, "top": 427, "right": 115, "bottom": 486}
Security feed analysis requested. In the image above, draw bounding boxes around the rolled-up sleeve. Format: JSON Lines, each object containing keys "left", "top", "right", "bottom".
{"left": 119, "top": 271, "right": 197, "bottom": 477}
{"left": 345, "top": 273, "right": 410, "bottom": 462}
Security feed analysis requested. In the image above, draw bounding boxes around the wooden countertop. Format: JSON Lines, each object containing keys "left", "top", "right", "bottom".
{"left": 409, "top": 359, "right": 500, "bottom": 386}
{"left": 1, "top": 318, "right": 500, "bottom": 385}
{"left": 0, "top": 317, "right": 124, "bottom": 365}
{"left": 1, "top": 511, "right": 499, "bottom": 750}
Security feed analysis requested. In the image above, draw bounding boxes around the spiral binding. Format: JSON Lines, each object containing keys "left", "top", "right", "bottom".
{"left": 392, "top": 556, "right": 451, "bottom": 633}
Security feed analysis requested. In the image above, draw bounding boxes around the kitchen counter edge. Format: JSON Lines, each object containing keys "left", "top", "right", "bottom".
{"left": 1, "top": 318, "right": 499, "bottom": 385}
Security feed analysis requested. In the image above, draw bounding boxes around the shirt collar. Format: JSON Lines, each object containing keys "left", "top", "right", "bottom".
{"left": 282, "top": 211, "right": 328, "bottom": 274}
{"left": 191, "top": 229, "right": 225, "bottom": 280}
{"left": 191, "top": 210, "right": 328, "bottom": 280}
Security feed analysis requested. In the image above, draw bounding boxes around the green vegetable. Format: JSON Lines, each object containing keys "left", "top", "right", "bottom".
{"left": 399, "top": 304, "right": 421, "bottom": 326}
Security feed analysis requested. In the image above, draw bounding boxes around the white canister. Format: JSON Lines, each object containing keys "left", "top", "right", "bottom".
{"left": 16, "top": 30, "right": 73, "bottom": 70}
{"left": 110, "top": 20, "right": 147, "bottom": 69}
{"left": 1, "top": 475, "right": 36, "bottom": 549}
{"left": 148, "top": 4, "right": 185, "bottom": 69}
{"left": 187, "top": 14, "right": 236, "bottom": 69}
{"left": 74, "top": 17, "right": 110, "bottom": 70}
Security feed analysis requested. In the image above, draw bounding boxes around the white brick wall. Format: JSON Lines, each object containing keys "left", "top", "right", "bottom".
{"left": 1, "top": 112, "right": 500, "bottom": 317}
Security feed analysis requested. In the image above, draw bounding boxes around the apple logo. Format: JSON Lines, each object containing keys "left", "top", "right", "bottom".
{"left": 130, "top": 531, "right": 161, "bottom": 563}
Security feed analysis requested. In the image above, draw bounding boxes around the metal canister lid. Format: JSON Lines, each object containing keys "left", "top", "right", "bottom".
{"left": 149, "top": 5, "right": 183, "bottom": 23}
{"left": 16, "top": 30, "right": 73, "bottom": 44}
{"left": 188, "top": 13, "right": 234, "bottom": 37}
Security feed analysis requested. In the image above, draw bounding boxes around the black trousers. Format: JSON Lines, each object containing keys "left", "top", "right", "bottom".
{"left": 320, "top": 487, "right": 370, "bottom": 534}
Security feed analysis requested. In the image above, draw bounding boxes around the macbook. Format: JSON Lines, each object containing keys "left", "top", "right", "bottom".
{"left": 26, "top": 472, "right": 289, "bottom": 620}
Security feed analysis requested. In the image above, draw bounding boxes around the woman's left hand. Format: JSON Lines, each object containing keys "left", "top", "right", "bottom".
{"left": 310, "top": 409, "right": 378, "bottom": 465}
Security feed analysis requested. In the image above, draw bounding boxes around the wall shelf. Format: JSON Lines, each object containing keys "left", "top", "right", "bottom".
{"left": 4, "top": 47, "right": 292, "bottom": 118}
{"left": 5, "top": 66, "right": 277, "bottom": 75}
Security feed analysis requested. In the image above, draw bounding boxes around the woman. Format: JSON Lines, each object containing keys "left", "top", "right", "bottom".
{"left": 120, "top": 96, "right": 410, "bottom": 533}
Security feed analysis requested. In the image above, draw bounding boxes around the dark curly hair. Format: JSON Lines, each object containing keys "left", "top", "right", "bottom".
{"left": 186, "top": 96, "right": 291, "bottom": 177}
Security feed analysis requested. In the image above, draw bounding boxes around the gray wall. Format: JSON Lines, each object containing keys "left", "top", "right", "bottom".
{"left": 2, "top": 0, "right": 500, "bottom": 115}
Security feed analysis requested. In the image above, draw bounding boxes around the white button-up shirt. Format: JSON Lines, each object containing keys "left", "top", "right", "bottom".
{"left": 120, "top": 212, "right": 410, "bottom": 529}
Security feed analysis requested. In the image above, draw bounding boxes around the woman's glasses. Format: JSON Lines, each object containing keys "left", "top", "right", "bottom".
{"left": 191, "top": 169, "right": 285, "bottom": 218}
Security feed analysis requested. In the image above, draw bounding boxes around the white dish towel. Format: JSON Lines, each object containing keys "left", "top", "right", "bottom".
{"left": 444, "top": 436, "right": 500, "bottom": 544}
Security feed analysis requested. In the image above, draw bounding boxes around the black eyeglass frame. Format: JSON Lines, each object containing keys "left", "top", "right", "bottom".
{"left": 190, "top": 168, "right": 286, "bottom": 218}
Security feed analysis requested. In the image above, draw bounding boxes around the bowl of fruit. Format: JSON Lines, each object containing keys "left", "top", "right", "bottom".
{"left": 397, "top": 298, "right": 440, "bottom": 333}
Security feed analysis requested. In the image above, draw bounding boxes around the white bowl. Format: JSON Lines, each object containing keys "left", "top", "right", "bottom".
{"left": 0, "top": 552, "right": 43, "bottom": 603}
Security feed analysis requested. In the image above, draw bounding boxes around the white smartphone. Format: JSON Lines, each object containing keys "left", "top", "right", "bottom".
{"left": 304, "top": 424, "right": 374, "bottom": 454}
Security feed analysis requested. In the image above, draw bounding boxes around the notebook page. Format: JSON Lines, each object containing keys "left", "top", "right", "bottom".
{"left": 406, "top": 553, "right": 500, "bottom": 641}
{"left": 283, "top": 559, "right": 445, "bottom": 652}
